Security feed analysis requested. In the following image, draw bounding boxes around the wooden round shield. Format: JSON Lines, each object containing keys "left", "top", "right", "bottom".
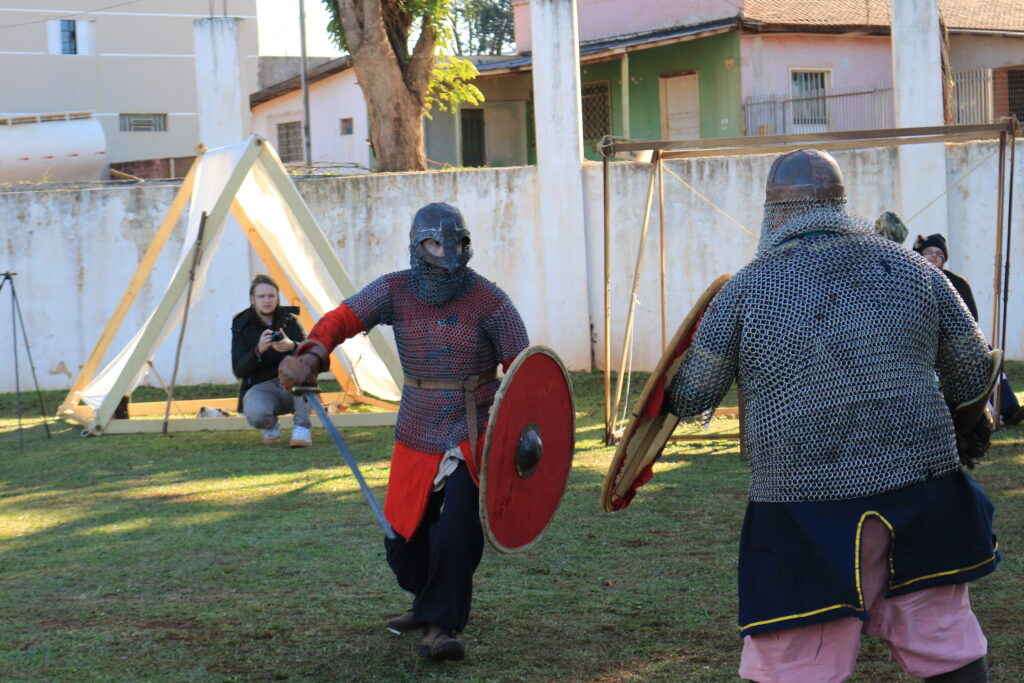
{"left": 600, "top": 274, "right": 732, "bottom": 513}
{"left": 479, "top": 346, "right": 575, "bottom": 553}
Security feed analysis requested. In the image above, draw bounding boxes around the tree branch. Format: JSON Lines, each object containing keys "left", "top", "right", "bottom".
{"left": 405, "top": 14, "right": 436, "bottom": 96}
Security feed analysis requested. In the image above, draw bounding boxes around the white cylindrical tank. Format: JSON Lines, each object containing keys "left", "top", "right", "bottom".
{"left": 0, "top": 112, "right": 107, "bottom": 183}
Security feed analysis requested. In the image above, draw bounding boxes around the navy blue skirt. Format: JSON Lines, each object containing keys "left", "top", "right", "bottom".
{"left": 737, "top": 470, "right": 998, "bottom": 636}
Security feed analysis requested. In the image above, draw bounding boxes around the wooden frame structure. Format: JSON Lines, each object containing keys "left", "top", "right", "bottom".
{"left": 596, "top": 121, "right": 1019, "bottom": 445}
{"left": 59, "top": 135, "right": 403, "bottom": 435}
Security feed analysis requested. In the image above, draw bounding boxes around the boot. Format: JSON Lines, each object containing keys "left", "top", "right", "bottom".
{"left": 418, "top": 624, "right": 465, "bottom": 661}
{"left": 386, "top": 609, "right": 420, "bottom": 635}
{"left": 925, "top": 657, "right": 988, "bottom": 683}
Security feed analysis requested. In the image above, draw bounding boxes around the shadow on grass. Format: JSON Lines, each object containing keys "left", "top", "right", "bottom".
{"left": 0, "top": 372, "right": 1022, "bottom": 681}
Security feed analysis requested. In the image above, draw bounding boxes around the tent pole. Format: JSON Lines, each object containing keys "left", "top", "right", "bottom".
{"left": 991, "top": 132, "right": 1007, "bottom": 425}
{"left": 658, "top": 151, "right": 666, "bottom": 351}
{"left": 603, "top": 155, "right": 612, "bottom": 443}
{"left": 610, "top": 161, "right": 657, "bottom": 438}
{"left": 162, "top": 212, "right": 208, "bottom": 434}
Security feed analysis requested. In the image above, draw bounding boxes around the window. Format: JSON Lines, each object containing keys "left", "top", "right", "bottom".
{"left": 61, "top": 20, "right": 77, "bottom": 54}
{"left": 277, "top": 121, "right": 304, "bottom": 163}
{"left": 1008, "top": 69, "right": 1024, "bottom": 123}
{"left": 791, "top": 71, "right": 829, "bottom": 126}
{"left": 119, "top": 114, "right": 167, "bottom": 132}
{"left": 47, "top": 19, "right": 94, "bottom": 55}
{"left": 340, "top": 117, "right": 354, "bottom": 136}
{"left": 460, "top": 109, "right": 485, "bottom": 167}
{"left": 581, "top": 81, "right": 611, "bottom": 142}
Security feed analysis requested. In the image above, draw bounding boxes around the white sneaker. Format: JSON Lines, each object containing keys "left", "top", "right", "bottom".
{"left": 262, "top": 423, "right": 281, "bottom": 445}
{"left": 290, "top": 425, "right": 312, "bottom": 448}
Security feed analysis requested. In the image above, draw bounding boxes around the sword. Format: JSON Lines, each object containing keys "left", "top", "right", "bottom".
{"left": 293, "top": 386, "right": 396, "bottom": 540}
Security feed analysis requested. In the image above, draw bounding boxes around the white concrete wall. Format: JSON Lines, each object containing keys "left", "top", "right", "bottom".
{"left": 2, "top": 142, "right": 1021, "bottom": 393}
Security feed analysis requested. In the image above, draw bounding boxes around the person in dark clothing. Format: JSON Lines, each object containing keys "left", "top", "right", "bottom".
{"left": 231, "top": 273, "right": 313, "bottom": 446}
{"left": 913, "top": 233, "right": 1024, "bottom": 426}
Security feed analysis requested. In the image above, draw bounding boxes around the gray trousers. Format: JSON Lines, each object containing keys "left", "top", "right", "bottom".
{"left": 242, "top": 378, "right": 311, "bottom": 429}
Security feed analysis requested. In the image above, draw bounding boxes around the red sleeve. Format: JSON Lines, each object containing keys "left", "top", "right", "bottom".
{"left": 303, "top": 302, "right": 365, "bottom": 352}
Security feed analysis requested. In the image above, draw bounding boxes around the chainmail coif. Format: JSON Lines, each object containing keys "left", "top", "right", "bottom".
{"left": 408, "top": 243, "right": 474, "bottom": 305}
{"left": 667, "top": 198, "right": 993, "bottom": 502}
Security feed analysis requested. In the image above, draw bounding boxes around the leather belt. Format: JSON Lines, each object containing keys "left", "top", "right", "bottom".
{"left": 404, "top": 369, "right": 498, "bottom": 464}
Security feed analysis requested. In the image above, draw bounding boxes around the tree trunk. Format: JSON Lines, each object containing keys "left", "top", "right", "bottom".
{"left": 338, "top": 0, "right": 435, "bottom": 172}
{"left": 939, "top": 15, "right": 955, "bottom": 125}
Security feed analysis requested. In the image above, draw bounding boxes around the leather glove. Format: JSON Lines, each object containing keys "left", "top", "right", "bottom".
{"left": 955, "top": 409, "right": 993, "bottom": 470}
{"left": 279, "top": 341, "right": 329, "bottom": 392}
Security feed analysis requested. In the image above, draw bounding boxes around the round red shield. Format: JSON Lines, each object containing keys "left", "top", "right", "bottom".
{"left": 601, "top": 274, "right": 732, "bottom": 513}
{"left": 479, "top": 346, "right": 575, "bottom": 553}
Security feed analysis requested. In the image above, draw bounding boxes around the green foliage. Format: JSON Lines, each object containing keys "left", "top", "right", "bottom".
{"left": 2, "top": 370, "right": 1023, "bottom": 680}
{"left": 321, "top": 0, "right": 454, "bottom": 55}
{"left": 449, "top": 0, "right": 514, "bottom": 55}
{"left": 424, "top": 55, "right": 484, "bottom": 117}
{"left": 320, "top": 0, "right": 486, "bottom": 118}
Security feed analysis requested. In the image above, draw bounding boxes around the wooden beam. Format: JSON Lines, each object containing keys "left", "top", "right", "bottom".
{"left": 659, "top": 132, "right": 989, "bottom": 160}
{"left": 98, "top": 410, "right": 396, "bottom": 435}
{"left": 596, "top": 122, "right": 1017, "bottom": 156}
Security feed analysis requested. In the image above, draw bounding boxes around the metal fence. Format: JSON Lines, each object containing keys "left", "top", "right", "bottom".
{"left": 742, "top": 68, "right": 1024, "bottom": 136}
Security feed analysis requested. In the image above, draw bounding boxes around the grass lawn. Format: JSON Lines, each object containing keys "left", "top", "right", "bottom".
{"left": 1, "top": 369, "right": 1022, "bottom": 681}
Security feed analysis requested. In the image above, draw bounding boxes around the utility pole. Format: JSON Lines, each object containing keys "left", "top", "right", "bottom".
{"left": 299, "top": 0, "right": 312, "bottom": 168}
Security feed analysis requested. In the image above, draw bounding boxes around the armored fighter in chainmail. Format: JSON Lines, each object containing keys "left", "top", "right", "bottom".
{"left": 278, "top": 203, "right": 528, "bottom": 662}
{"left": 666, "top": 150, "right": 999, "bottom": 682}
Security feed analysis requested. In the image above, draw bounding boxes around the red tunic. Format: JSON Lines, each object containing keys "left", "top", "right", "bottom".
{"left": 305, "top": 270, "right": 527, "bottom": 541}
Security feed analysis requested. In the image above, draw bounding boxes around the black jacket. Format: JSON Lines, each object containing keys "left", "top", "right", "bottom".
{"left": 942, "top": 269, "right": 979, "bottom": 322}
{"left": 231, "top": 305, "right": 305, "bottom": 409}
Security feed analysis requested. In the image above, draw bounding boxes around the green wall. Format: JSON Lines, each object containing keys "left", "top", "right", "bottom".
{"left": 579, "top": 31, "right": 742, "bottom": 161}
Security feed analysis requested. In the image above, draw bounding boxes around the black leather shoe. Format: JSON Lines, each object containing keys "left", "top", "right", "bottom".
{"left": 925, "top": 656, "right": 988, "bottom": 682}
{"left": 1003, "top": 405, "right": 1024, "bottom": 426}
{"left": 418, "top": 624, "right": 465, "bottom": 661}
{"left": 386, "top": 610, "right": 420, "bottom": 635}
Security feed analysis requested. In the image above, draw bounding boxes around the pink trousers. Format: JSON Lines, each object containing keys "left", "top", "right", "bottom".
{"left": 738, "top": 517, "right": 987, "bottom": 683}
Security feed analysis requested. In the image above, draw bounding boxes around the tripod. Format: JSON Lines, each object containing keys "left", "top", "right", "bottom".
{"left": 0, "top": 272, "right": 51, "bottom": 450}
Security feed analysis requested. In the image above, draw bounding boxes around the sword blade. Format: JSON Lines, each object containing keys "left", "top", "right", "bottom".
{"left": 298, "top": 388, "right": 395, "bottom": 539}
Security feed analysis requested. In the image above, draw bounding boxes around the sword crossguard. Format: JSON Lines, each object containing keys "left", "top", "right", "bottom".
{"left": 291, "top": 384, "right": 321, "bottom": 395}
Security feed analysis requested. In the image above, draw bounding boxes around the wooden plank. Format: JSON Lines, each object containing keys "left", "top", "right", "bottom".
{"left": 59, "top": 151, "right": 202, "bottom": 417}
{"left": 123, "top": 392, "right": 396, "bottom": 417}
{"left": 669, "top": 433, "right": 741, "bottom": 441}
{"left": 57, "top": 406, "right": 93, "bottom": 427}
{"left": 659, "top": 133, "right": 986, "bottom": 160}
{"left": 99, "top": 410, "right": 397, "bottom": 435}
{"left": 91, "top": 138, "right": 266, "bottom": 432}
{"left": 598, "top": 122, "right": 1015, "bottom": 156}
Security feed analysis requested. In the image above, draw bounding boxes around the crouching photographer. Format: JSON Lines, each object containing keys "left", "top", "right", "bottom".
{"left": 231, "top": 274, "right": 313, "bottom": 447}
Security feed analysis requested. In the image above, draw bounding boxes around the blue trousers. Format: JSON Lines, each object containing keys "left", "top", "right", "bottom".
{"left": 384, "top": 461, "right": 484, "bottom": 632}
{"left": 997, "top": 374, "right": 1021, "bottom": 420}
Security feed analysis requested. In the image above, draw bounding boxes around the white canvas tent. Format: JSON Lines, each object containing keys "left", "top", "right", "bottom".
{"left": 58, "top": 134, "right": 403, "bottom": 435}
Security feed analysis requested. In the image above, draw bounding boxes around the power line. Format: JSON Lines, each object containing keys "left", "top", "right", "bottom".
{"left": 0, "top": 1, "right": 144, "bottom": 31}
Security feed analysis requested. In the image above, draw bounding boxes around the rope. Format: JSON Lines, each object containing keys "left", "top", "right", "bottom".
{"left": 619, "top": 292, "right": 640, "bottom": 428}
{"left": 902, "top": 148, "right": 998, "bottom": 225}
{"left": 661, "top": 164, "right": 759, "bottom": 240}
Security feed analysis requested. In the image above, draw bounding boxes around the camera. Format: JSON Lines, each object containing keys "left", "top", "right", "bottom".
{"left": 269, "top": 330, "right": 284, "bottom": 342}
